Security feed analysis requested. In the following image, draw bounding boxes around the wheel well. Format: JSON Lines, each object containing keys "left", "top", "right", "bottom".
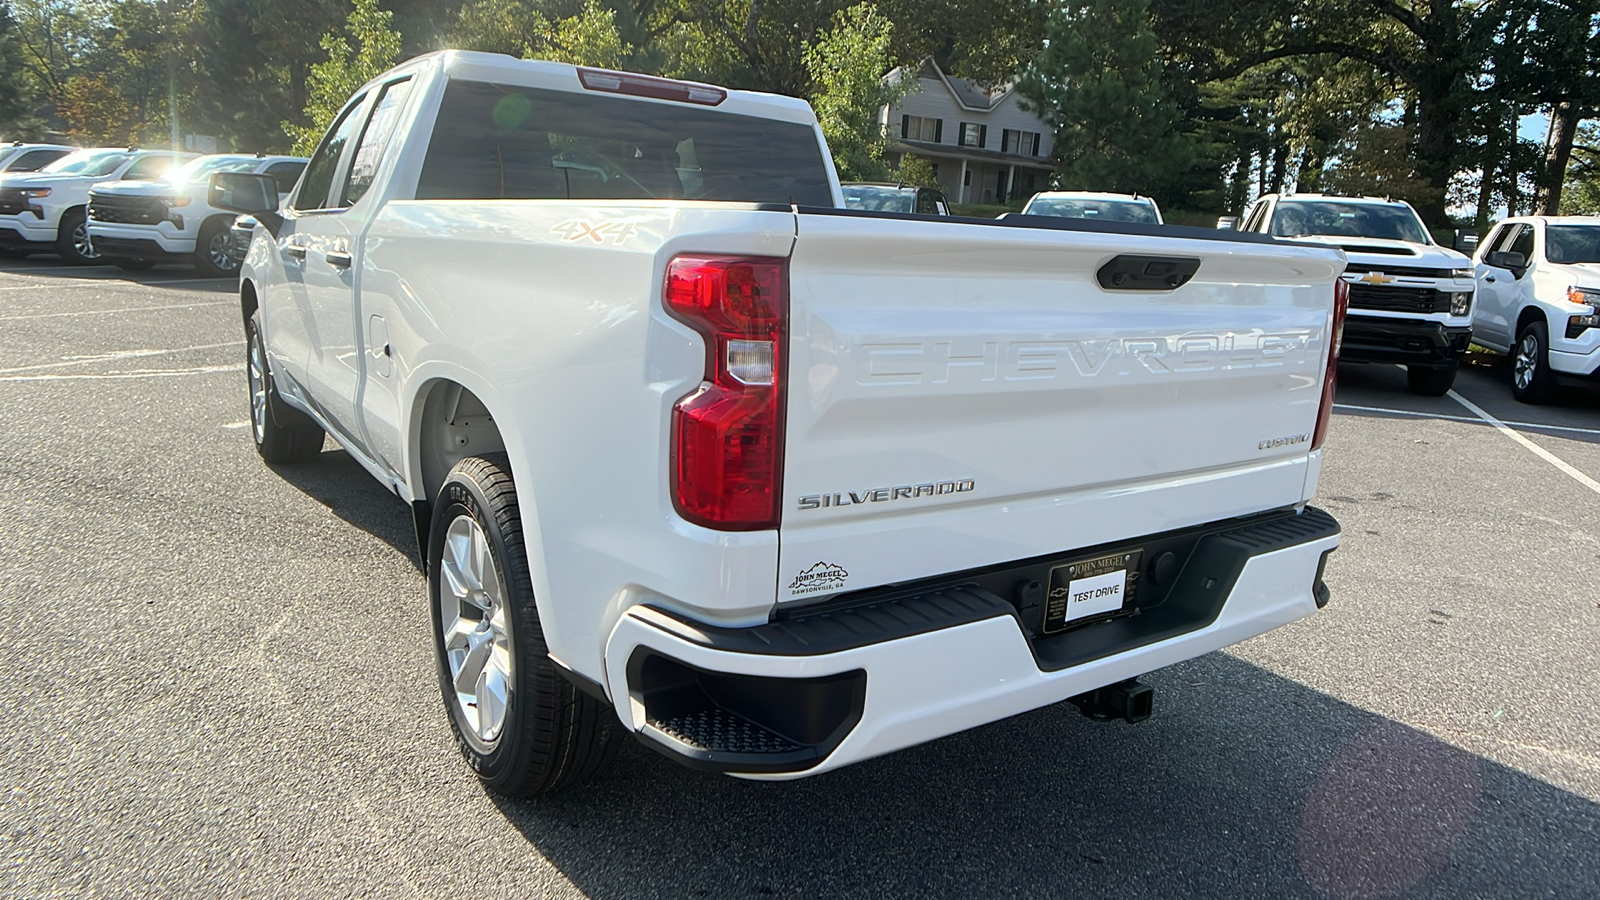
{"left": 416, "top": 381, "right": 507, "bottom": 509}
{"left": 240, "top": 280, "right": 258, "bottom": 326}
{"left": 1516, "top": 306, "right": 1545, "bottom": 337}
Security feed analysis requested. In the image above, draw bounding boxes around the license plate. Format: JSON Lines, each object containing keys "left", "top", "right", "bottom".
{"left": 1041, "top": 550, "right": 1141, "bottom": 634}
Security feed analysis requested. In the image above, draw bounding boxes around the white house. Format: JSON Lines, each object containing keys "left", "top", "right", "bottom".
{"left": 880, "top": 59, "right": 1054, "bottom": 206}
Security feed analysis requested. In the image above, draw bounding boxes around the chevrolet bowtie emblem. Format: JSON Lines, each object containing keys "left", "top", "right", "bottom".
{"left": 1358, "top": 271, "right": 1395, "bottom": 285}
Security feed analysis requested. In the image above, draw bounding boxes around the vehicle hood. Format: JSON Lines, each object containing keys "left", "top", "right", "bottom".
{"left": 90, "top": 179, "right": 188, "bottom": 198}
{"left": 1546, "top": 261, "right": 1600, "bottom": 290}
{"left": 1290, "top": 234, "right": 1469, "bottom": 266}
{"left": 0, "top": 172, "right": 97, "bottom": 191}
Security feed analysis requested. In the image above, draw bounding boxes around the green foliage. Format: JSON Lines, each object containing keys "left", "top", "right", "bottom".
{"left": 284, "top": 0, "right": 400, "bottom": 156}
{"left": 0, "top": 3, "right": 40, "bottom": 137}
{"left": 534, "top": 0, "right": 629, "bottom": 67}
{"left": 1017, "top": 0, "right": 1194, "bottom": 202}
{"left": 1560, "top": 124, "right": 1600, "bottom": 216}
{"left": 804, "top": 3, "right": 905, "bottom": 181}
{"left": 894, "top": 154, "right": 940, "bottom": 188}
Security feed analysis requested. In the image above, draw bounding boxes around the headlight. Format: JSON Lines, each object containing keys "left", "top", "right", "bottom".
{"left": 1565, "top": 286, "right": 1600, "bottom": 306}
{"left": 1450, "top": 292, "right": 1472, "bottom": 316}
{"left": 1450, "top": 267, "right": 1472, "bottom": 279}
{"left": 166, "top": 195, "right": 191, "bottom": 208}
{"left": 1567, "top": 288, "right": 1600, "bottom": 338}
{"left": 19, "top": 187, "right": 50, "bottom": 198}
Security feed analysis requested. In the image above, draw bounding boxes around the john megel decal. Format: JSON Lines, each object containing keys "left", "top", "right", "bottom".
{"left": 788, "top": 561, "right": 849, "bottom": 595}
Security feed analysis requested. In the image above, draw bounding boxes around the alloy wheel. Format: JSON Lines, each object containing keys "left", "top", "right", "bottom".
{"left": 438, "top": 514, "right": 514, "bottom": 749}
{"left": 1514, "top": 333, "right": 1538, "bottom": 391}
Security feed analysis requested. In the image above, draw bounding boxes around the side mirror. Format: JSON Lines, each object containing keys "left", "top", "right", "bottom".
{"left": 1216, "top": 217, "right": 1239, "bottom": 230}
{"left": 1452, "top": 229, "right": 1478, "bottom": 253}
{"left": 1486, "top": 250, "right": 1527, "bottom": 271}
{"left": 210, "top": 172, "right": 282, "bottom": 236}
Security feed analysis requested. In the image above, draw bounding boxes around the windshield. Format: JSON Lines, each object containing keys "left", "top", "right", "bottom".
{"left": 1025, "top": 197, "right": 1159, "bottom": 224}
{"left": 842, "top": 185, "right": 916, "bottom": 213}
{"left": 1270, "top": 201, "right": 1431, "bottom": 244}
{"left": 164, "top": 156, "right": 255, "bottom": 185}
{"left": 41, "top": 149, "right": 130, "bottom": 177}
{"left": 1544, "top": 225, "right": 1600, "bottom": 265}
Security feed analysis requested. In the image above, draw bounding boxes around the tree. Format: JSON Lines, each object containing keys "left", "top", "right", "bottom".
{"left": 804, "top": 3, "right": 905, "bottom": 180}
{"left": 1559, "top": 121, "right": 1600, "bottom": 214}
{"left": 284, "top": 0, "right": 400, "bottom": 155}
{"left": 1017, "top": 0, "right": 1194, "bottom": 202}
{"left": 0, "top": 3, "right": 40, "bottom": 137}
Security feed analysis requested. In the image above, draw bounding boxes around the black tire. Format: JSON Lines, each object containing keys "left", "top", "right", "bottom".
{"left": 429, "top": 453, "right": 621, "bottom": 797}
{"left": 1406, "top": 360, "right": 1458, "bottom": 396}
{"left": 245, "top": 311, "right": 325, "bottom": 462}
{"left": 193, "top": 218, "right": 240, "bottom": 277}
{"left": 1511, "top": 319, "right": 1558, "bottom": 404}
{"left": 55, "top": 207, "right": 101, "bottom": 265}
{"left": 112, "top": 257, "right": 155, "bottom": 271}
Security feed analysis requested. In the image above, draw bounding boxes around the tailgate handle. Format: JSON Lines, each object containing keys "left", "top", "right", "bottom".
{"left": 1097, "top": 255, "right": 1200, "bottom": 291}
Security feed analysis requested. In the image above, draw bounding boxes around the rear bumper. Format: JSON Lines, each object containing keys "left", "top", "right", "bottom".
{"left": 603, "top": 506, "right": 1340, "bottom": 779}
{"left": 1341, "top": 315, "right": 1471, "bottom": 366}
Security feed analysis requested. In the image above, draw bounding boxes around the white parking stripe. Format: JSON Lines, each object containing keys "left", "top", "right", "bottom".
{"left": 1334, "top": 402, "right": 1600, "bottom": 438}
{"left": 0, "top": 300, "right": 232, "bottom": 321}
{"left": 0, "top": 342, "right": 238, "bottom": 375}
{"left": 0, "top": 364, "right": 242, "bottom": 383}
{"left": 1446, "top": 390, "right": 1600, "bottom": 496}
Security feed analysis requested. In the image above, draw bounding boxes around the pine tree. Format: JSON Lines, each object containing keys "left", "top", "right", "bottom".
{"left": 283, "top": 0, "right": 401, "bottom": 155}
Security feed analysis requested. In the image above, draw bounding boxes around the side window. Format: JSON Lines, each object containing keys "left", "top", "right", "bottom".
{"left": 1478, "top": 224, "right": 1508, "bottom": 258}
{"left": 293, "top": 95, "right": 368, "bottom": 211}
{"left": 263, "top": 161, "right": 307, "bottom": 194}
{"left": 12, "top": 149, "right": 65, "bottom": 171}
{"left": 1508, "top": 225, "right": 1535, "bottom": 271}
{"left": 123, "top": 154, "right": 179, "bottom": 181}
{"left": 341, "top": 77, "right": 415, "bottom": 207}
{"left": 1242, "top": 201, "right": 1266, "bottom": 232}
{"left": 917, "top": 191, "right": 939, "bottom": 215}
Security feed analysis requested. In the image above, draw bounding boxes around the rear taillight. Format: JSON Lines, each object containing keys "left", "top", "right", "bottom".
{"left": 1311, "top": 277, "right": 1349, "bottom": 451}
{"left": 665, "top": 256, "right": 787, "bottom": 530}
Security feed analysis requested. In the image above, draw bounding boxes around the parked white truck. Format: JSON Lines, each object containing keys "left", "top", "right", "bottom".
{"left": 1470, "top": 216, "right": 1600, "bottom": 403}
{"left": 1238, "top": 193, "right": 1474, "bottom": 395}
{"left": 0, "top": 147, "right": 192, "bottom": 263}
{"left": 220, "top": 52, "right": 1346, "bottom": 796}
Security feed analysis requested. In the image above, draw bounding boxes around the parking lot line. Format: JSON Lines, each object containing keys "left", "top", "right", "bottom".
{"left": 1446, "top": 390, "right": 1600, "bottom": 496}
{"left": 0, "top": 342, "right": 239, "bottom": 376}
{"left": 0, "top": 364, "right": 242, "bottom": 383}
{"left": 1334, "top": 402, "right": 1600, "bottom": 438}
{"left": 0, "top": 300, "right": 232, "bottom": 321}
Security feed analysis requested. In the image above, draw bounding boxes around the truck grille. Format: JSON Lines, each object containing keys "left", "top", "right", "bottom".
{"left": 0, "top": 189, "right": 27, "bottom": 216}
{"left": 87, "top": 192, "right": 166, "bottom": 226}
{"left": 1347, "top": 284, "right": 1451, "bottom": 314}
{"left": 1344, "top": 264, "right": 1453, "bottom": 279}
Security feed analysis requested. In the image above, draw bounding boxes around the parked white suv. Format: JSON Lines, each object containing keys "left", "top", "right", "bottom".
{"left": 0, "top": 148, "right": 192, "bottom": 263}
{"left": 1471, "top": 216, "right": 1600, "bottom": 403}
{"left": 1239, "top": 193, "right": 1474, "bottom": 395}
{"left": 88, "top": 153, "right": 307, "bottom": 275}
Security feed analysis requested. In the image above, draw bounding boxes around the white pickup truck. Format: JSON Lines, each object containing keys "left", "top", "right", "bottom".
{"left": 0, "top": 147, "right": 192, "bottom": 263}
{"left": 1238, "top": 193, "right": 1474, "bottom": 395}
{"left": 1470, "top": 216, "right": 1600, "bottom": 403}
{"left": 220, "top": 51, "right": 1345, "bottom": 796}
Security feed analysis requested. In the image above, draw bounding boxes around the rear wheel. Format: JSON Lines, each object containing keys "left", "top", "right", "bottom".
{"left": 193, "top": 218, "right": 239, "bottom": 277}
{"left": 1406, "top": 360, "right": 1458, "bottom": 396}
{"left": 246, "top": 311, "right": 325, "bottom": 462}
{"left": 1511, "top": 319, "right": 1557, "bottom": 404}
{"left": 55, "top": 208, "right": 101, "bottom": 265}
{"left": 430, "top": 453, "right": 621, "bottom": 797}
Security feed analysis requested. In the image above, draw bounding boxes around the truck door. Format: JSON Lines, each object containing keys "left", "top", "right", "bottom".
{"left": 274, "top": 95, "right": 370, "bottom": 406}
{"left": 296, "top": 76, "right": 414, "bottom": 460}
{"left": 1476, "top": 223, "right": 1530, "bottom": 348}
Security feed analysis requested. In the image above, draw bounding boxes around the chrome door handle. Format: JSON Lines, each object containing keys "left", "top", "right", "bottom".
{"left": 326, "top": 250, "right": 352, "bottom": 269}
{"left": 1485, "top": 275, "right": 1496, "bottom": 282}
{"left": 285, "top": 245, "right": 306, "bottom": 261}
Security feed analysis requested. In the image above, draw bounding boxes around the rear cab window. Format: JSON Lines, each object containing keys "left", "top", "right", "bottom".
{"left": 414, "top": 79, "right": 833, "bottom": 205}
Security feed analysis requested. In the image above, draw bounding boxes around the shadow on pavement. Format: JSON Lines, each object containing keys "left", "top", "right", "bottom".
{"left": 0, "top": 258, "right": 234, "bottom": 293}
{"left": 494, "top": 653, "right": 1600, "bottom": 899}
{"left": 268, "top": 447, "right": 421, "bottom": 567}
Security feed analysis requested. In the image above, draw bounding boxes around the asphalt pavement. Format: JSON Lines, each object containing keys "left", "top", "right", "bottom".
{"left": 1, "top": 259, "right": 1598, "bottom": 898}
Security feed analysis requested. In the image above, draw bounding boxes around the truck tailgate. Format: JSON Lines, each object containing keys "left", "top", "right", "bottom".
{"left": 777, "top": 213, "right": 1344, "bottom": 603}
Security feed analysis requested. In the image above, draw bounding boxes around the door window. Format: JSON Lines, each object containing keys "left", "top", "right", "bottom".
{"left": 11, "top": 149, "right": 67, "bottom": 171}
{"left": 293, "top": 96, "right": 368, "bottom": 211}
{"left": 1507, "top": 225, "right": 1535, "bottom": 267}
{"left": 341, "top": 77, "right": 415, "bottom": 207}
{"left": 264, "top": 161, "right": 307, "bottom": 194}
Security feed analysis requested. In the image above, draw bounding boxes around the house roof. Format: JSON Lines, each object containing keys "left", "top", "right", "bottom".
{"left": 900, "top": 58, "right": 1013, "bottom": 112}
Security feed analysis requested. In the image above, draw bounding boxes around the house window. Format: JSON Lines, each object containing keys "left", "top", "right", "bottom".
{"left": 963, "top": 170, "right": 972, "bottom": 186}
{"left": 1002, "top": 129, "right": 1040, "bottom": 156}
{"left": 901, "top": 115, "right": 943, "bottom": 143}
{"left": 958, "top": 123, "right": 987, "bottom": 148}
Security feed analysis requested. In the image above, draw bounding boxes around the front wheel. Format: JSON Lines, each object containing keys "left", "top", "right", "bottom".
{"left": 55, "top": 208, "right": 101, "bottom": 265}
{"left": 1511, "top": 319, "right": 1557, "bottom": 404}
{"left": 246, "top": 311, "right": 325, "bottom": 462}
{"left": 1406, "top": 360, "right": 1458, "bottom": 396}
{"left": 193, "top": 218, "right": 240, "bottom": 277}
{"left": 430, "top": 453, "right": 620, "bottom": 797}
